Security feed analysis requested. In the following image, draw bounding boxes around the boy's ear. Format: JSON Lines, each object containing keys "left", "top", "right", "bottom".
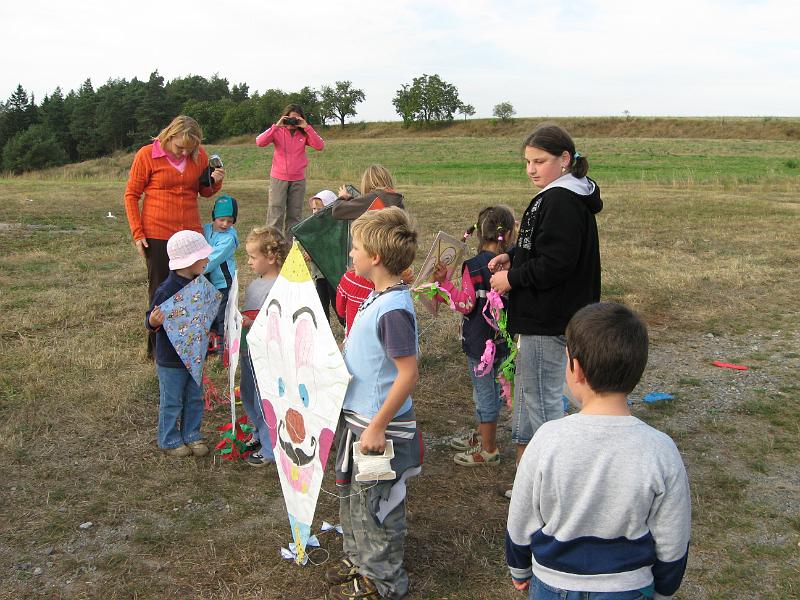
{"left": 370, "top": 253, "right": 382, "bottom": 267}
{"left": 570, "top": 357, "right": 587, "bottom": 385}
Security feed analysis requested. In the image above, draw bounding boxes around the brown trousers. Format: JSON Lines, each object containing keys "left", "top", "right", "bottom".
{"left": 267, "top": 177, "right": 306, "bottom": 239}
{"left": 144, "top": 239, "right": 170, "bottom": 359}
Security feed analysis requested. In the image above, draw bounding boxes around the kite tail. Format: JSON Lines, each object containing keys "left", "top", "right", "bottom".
{"left": 481, "top": 290, "right": 518, "bottom": 409}
{"left": 202, "top": 372, "right": 227, "bottom": 410}
{"left": 215, "top": 415, "right": 253, "bottom": 460}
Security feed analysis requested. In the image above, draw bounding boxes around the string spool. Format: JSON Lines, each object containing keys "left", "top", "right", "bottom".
{"left": 353, "top": 440, "right": 395, "bottom": 482}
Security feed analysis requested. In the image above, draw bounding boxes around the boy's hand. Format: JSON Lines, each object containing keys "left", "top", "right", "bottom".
{"left": 149, "top": 306, "right": 165, "bottom": 328}
{"left": 359, "top": 423, "right": 386, "bottom": 454}
{"left": 511, "top": 578, "right": 530, "bottom": 591}
{"left": 242, "top": 315, "right": 253, "bottom": 328}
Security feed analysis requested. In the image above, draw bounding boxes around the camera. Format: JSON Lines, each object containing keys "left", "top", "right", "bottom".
{"left": 283, "top": 117, "right": 299, "bottom": 126}
{"left": 199, "top": 154, "right": 223, "bottom": 187}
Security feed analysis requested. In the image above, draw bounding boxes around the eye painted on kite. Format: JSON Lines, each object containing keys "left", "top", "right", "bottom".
{"left": 298, "top": 383, "right": 309, "bottom": 407}
{"left": 293, "top": 307, "right": 317, "bottom": 411}
{"left": 278, "top": 377, "right": 285, "bottom": 397}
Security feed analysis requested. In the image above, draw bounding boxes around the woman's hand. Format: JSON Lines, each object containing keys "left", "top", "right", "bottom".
{"left": 338, "top": 184, "right": 352, "bottom": 200}
{"left": 490, "top": 270, "right": 512, "bottom": 294}
{"left": 149, "top": 306, "right": 165, "bottom": 328}
{"left": 488, "top": 253, "right": 510, "bottom": 273}
{"left": 211, "top": 167, "right": 225, "bottom": 184}
{"left": 135, "top": 238, "right": 149, "bottom": 259}
{"left": 277, "top": 116, "right": 288, "bottom": 127}
{"left": 296, "top": 117, "right": 308, "bottom": 129}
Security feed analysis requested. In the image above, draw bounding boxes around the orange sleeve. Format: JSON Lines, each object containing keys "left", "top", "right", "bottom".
{"left": 124, "top": 148, "right": 151, "bottom": 241}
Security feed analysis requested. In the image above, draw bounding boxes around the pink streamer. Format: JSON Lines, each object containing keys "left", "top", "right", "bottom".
{"left": 473, "top": 340, "right": 496, "bottom": 377}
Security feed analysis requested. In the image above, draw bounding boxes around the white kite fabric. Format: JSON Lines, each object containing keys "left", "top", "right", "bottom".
{"left": 247, "top": 244, "right": 351, "bottom": 565}
{"left": 224, "top": 271, "right": 243, "bottom": 428}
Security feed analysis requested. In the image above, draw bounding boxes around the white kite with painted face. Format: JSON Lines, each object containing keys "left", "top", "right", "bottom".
{"left": 247, "top": 244, "right": 350, "bottom": 564}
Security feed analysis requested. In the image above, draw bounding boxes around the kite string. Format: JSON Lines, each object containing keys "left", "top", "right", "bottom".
{"left": 319, "top": 481, "right": 379, "bottom": 499}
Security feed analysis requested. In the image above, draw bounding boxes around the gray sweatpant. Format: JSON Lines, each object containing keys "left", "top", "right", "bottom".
{"left": 267, "top": 177, "right": 306, "bottom": 239}
{"left": 339, "top": 480, "right": 409, "bottom": 599}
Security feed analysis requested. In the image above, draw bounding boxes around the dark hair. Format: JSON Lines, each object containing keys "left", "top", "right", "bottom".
{"left": 281, "top": 103, "right": 306, "bottom": 120}
{"left": 565, "top": 302, "right": 648, "bottom": 395}
{"left": 523, "top": 122, "right": 589, "bottom": 178}
{"left": 464, "top": 205, "right": 516, "bottom": 253}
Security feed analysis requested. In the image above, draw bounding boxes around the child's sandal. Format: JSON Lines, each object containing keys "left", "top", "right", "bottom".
{"left": 324, "top": 557, "right": 359, "bottom": 585}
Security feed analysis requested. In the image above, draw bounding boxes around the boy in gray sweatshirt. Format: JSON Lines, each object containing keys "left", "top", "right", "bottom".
{"left": 506, "top": 302, "right": 690, "bottom": 599}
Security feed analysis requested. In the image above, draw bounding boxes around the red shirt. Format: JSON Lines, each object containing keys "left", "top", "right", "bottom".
{"left": 336, "top": 271, "right": 374, "bottom": 334}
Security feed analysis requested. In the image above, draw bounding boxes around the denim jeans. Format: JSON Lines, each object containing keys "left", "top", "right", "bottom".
{"left": 511, "top": 335, "right": 567, "bottom": 444}
{"left": 466, "top": 353, "right": 505, "bottom": 423}
{"left": 239, "top": 350, "right": 274, "bottom": 459}
{"left": 529, "top": 575, "right": 651, "bottom": 600}
{"left": 156, "top": 365, "right": 204, "bottom": 449}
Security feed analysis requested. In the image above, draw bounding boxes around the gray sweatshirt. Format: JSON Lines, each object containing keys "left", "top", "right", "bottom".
{"left": 506, "top": 414, "right": 691, "bottom": 599}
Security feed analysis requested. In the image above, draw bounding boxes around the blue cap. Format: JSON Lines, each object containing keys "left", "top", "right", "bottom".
{"left": 212, "top": 195, "right": 238, "bottom": 223}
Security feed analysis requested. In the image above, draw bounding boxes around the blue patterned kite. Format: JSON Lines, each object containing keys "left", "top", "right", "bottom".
{"left": 159, "top": 276, "right": 221, "bottom": 386}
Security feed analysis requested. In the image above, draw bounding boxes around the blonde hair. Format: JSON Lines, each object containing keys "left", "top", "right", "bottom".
{"left": 360, "top": 164, "right": 395, "bottom": 194}
{"left": 246, "top": 226, "right": 289, "bottom": 266}
{"left": 351, "top": 207, "right": 417, "bottom": 275}
{"left": 156, "top": 115, "right": 203, "bottom": 161}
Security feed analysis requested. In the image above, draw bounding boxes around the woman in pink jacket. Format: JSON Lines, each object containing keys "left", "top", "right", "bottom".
{"left": 256, "top": 103, "right": 325, "bottom": 237}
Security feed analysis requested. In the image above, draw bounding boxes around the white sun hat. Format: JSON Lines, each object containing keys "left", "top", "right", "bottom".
{"left": 167, "top": 230, "right": 213, "bottom": 270}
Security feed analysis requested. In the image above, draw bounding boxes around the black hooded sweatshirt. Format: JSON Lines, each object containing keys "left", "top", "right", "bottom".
{"left": 506, "top": 175, "right": 602, "bottom": 336}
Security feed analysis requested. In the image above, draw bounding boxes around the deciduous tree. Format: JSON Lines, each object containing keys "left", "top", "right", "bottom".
{"left": 320, "top": 81, "right": 365, "bottom": 128}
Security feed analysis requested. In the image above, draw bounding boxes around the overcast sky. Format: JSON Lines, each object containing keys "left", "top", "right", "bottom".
{"left": 2, "top": 0, "right": 798, "bottom": 122}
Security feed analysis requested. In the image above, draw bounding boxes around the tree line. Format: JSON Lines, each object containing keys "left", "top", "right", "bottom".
{"left": 0, "top": 71, "right": 514, "bottom": 174}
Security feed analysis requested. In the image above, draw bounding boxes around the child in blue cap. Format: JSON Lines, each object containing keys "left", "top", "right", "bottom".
{"left": 203, "top": 195, "right": 239, "bottom": 352}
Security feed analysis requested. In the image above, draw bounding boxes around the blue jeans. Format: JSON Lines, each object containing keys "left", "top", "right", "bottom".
{"left": 239, "top": 350, "right": 274, "bottom": 459}
{"left": 511, "top": 335, "right": 567, "bottom": 444}
{"left": 156, "top": 365, "right": 204, "bottom": 449}
{"left": 466, "top": 353, "right": 505, "bottom": 423}
{"left": 529, "top": 575, "right": 651, "bottom": 600}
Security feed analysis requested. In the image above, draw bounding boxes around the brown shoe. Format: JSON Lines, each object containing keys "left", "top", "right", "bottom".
{"left": 163, "top": 445, "right": 192, "bottom": 458}
{"left": 327, "top": 574, "right": 380, "bottom": 600}
{"left": 188, "top": 441, "right": 209, "bottom": 457}
{"left": 324, "top": 558, "right": 359, "bottom": 585}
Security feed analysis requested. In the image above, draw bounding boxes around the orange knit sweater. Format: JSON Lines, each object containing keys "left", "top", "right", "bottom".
{"left": 124, "top": 144, "right": 222, "bottom": 241}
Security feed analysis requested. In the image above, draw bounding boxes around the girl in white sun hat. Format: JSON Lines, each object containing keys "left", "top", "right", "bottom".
{"left": 146, "top": 230, "right": 214, "bottom": 458}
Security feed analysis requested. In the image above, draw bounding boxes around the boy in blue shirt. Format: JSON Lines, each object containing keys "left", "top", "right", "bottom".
{"left": 506, "top": 302, "right": 691, "bottom": 599}
{"left": 203, "top": 195, "right": 238, "bottom": 353}
{"left": 326, "top": 207, "right": 421, "bottom": 600}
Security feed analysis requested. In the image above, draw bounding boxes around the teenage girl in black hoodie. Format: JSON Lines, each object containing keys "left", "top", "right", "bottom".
{"left": 489, "top": 123, "right": 602, "bottom": 494}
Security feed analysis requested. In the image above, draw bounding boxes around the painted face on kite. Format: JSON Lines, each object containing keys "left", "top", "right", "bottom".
{"left": 247, "top": 245, "right": 350, "bottom": 564}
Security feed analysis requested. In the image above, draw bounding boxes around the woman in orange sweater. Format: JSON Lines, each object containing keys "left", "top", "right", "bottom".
{"left": 124, "top": 115, "right": 225, "bottom": 358}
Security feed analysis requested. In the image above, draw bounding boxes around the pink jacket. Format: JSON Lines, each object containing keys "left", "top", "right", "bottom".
{"left": 255, "top": 124, "right": 324, "bottom": 181}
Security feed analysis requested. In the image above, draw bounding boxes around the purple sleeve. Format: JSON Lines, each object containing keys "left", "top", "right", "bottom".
{"left": 377, "top": 309, "right": 416, "bottom": 358}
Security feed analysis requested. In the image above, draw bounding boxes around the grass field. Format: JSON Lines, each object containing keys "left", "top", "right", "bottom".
{"left": 1, "top": 122, "right": 799, "bottom": 599}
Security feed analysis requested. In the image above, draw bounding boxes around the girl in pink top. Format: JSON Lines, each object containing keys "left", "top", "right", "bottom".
{"left": 255, "top": 103, "right": 324, "bottom": 238}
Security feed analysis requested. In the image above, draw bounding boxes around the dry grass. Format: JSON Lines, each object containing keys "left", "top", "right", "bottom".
{"left": 1, "top": 134, "right": 799, "bottom": 599}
